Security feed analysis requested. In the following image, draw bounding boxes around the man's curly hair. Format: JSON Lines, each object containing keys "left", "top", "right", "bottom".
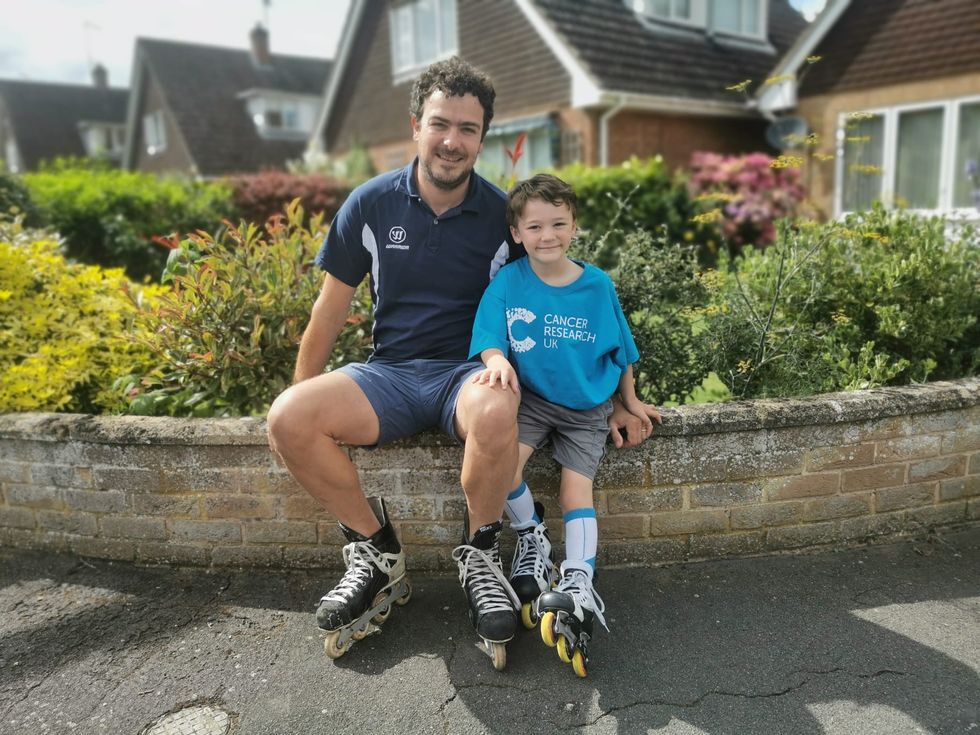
{"left": 410, "top": 56, "right": 495, "bottom": 140}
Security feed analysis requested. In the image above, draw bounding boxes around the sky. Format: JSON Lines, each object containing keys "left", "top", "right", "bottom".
{"left": 0, "top": 0, "right": 826, "bottom": 88}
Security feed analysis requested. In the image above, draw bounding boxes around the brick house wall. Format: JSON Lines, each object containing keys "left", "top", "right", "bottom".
{"left": 1, "top": 379, "right": 976, "bottom": 571}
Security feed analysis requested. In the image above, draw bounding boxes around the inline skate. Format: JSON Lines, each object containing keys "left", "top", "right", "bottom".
{"left": 509, "top": 502, "right": 559, "bottom": 629}
{"left": 316, "top": 496, "right": 411, "bottom": 659}
{"left": 452, "top": 520, "right": 520, "bottom": 670}
{"left": 536, "top": 563, "right": 608, "bottom": 677}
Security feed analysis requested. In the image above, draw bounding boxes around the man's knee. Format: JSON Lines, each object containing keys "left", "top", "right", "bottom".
{"left": 267, "top": 385, "right": 308, "bottom": 452}
{"left": 460, "top": 386, "right": 519, "bottom": 441}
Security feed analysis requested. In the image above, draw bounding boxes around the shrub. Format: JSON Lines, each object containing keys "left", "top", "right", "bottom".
{"left": 24, "top": 158, "right": 232, "bottom": 281}
{"left": 557, "top": 157, "right": 695, "bottom": 267}
{"left": 0, "top": 217, "right": 161, "bottom": 413}
{"left": 124, "top": 200, "right": 373, "bottom": 417}
{"left": 0, "top": 171, "right": 38, "bottom": 224}
{"left": 227, "top": 170, "right": 348, "bottom": 229}
{"left": 702, "top": 206, "right": 979, "bottom": 399}
{"left": 687, "top": 151, "right": 809, "bottom": 253}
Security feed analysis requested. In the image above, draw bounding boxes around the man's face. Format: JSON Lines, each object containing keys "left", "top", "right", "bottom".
{"left": 412, "top": 90, "right": 484, "bottom": 192}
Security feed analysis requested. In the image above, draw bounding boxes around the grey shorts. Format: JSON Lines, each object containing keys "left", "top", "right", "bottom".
{"left": 335, "top": 358, "right": 484, "bottom": 447}
{"left": 517, "top": 389, "right": 614, "bottom": 480}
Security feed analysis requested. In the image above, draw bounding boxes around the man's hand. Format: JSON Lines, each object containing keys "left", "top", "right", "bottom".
{"left": 471, "top": 354, "right": 520, "bottom": 393}
{"left": 608, "top": 395, "right": 662, "bottom": 449}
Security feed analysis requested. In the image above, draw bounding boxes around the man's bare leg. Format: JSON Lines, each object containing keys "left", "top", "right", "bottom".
{"left": 454, "top": 380, "right": 521, "bottom": 533}
{"left": 267, "top": 372, "right": 382, "bottom": 537}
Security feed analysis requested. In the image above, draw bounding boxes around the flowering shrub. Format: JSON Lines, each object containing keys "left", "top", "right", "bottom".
{"left": 123, "top": 200, "right": 373, "bottom": 417}
{"left": 227, "top": 170, "right": 348, "bottom": 229}
{"left": 0, "top": 218, "right": 160, "bottom": 413}
{"left": 687, "top": 152, "right": 808, "bottom": 251}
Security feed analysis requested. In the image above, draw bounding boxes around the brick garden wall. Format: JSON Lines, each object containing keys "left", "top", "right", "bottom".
{"left": 1, "top": 379, "right": 977, "bottom": 571}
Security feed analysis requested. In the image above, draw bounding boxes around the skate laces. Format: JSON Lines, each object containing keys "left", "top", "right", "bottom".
{"left": 556, "top": 568, "right": 609, "bottom": 631}
{"left": 511, "top": 526, "right": 550, "bottom": 581}
{"left": 318, "top": 541, "right": 390, "bottom": 605}
{"left": 452, "top": 544, "right": 520, "bottom": 613}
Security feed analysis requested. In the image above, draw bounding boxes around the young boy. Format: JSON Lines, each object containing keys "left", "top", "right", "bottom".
{"left": 468, "top": 173, "right": 657, "bottom": 676}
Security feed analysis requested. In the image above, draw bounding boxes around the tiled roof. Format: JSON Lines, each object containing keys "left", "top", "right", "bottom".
{"left": 137, "top": 38, "right": 330, "bottom": 175}
{"left": 529, "top": 0, "right": 808, "bottom": 104}
{"left": 0, "top": 79, "right": 127, "bottom": 169}
{"left": 800, "top": 0, "right": 980, "bottom": 96}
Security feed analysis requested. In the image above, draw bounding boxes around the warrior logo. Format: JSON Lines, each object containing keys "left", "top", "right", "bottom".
{"left": 389, "top": 226, "right": 407, "bottom": 243}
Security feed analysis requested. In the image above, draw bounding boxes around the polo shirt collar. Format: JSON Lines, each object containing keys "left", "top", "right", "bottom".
{"left": 401, "top": 157, "right": 483, "bottom": 214}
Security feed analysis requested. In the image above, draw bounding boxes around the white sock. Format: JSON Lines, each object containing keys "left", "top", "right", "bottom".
{"left": 504, "top": 481, "right": 539, "bottom": 529}
{"left": 562, "top": 507, "right": 597, "bottom": 577}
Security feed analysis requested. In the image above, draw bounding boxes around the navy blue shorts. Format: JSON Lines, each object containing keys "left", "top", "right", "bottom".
{"left": 335, "top": 359, "right": 484, "bottom": 447}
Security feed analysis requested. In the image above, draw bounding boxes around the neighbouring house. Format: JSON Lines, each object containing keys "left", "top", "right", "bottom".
{"left": 123, "top": 25, "right": 331, "bottom": 177}
{"left": 0, "top": 65, "right": 128, "bottom": 172}
{"left": 759, "top": 0, "right": 980, "bottom": 218}
{"left": 309, "top": 0, "right": 809, "bottom": 182}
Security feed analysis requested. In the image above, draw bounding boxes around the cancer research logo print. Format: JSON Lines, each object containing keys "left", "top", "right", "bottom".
{"left": 506, "top": 307, "right": 536, "bottom": 353}
{"left": 386, "top": 226, "right": 409, "bottom": 250}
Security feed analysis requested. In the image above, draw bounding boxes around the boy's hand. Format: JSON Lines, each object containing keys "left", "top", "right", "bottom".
{"left": 609, "top": 396, "right": 662, "bottom": 449}
{"left": 471, "top": 355, "right": 520, "bottom": 393}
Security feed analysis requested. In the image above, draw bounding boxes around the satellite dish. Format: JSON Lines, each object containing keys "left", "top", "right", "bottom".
{"left": 765, "top": 116, "right": 809, "bottom": 150}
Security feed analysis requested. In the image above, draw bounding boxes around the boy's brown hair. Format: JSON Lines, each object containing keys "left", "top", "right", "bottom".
{"left": 506, "top": 173, "right": 578, "bottom": 228}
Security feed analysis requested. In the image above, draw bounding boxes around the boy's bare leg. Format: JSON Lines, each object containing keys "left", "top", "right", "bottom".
{"left": 454, "top": 380, "right": 521, "bottom": 532}
{"left": 266, "top": 372, "right": 382, "bottom": 537}
{"left": 558, "top": 468, "right": 595, "bottom": 513}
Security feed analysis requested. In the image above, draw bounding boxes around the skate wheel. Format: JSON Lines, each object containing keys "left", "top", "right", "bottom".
{"left": 557, "top": 635, "right": 574, "bottom": 664}
{"left": 371, "top": 591, "right": 392, "bottom": 624}
{"left": 571, "top": 649, "right": 587, "bottom": 678}
{"left": 323, "top": 630, "right": 352, "bottom": 659}
{"left": 540, "top": 611, "right": 558, "bottom": 647}
{"left": 489, "top": 642, "right": 507, "bottom": 671}
{"left": 521, "top": 602, "right": 536, "bottom": 630}
{"left": 396, "top": 580, "right": 412, "bottom": 606}
{"left": 351, "top": 627, "right": 369, "bottom": 642}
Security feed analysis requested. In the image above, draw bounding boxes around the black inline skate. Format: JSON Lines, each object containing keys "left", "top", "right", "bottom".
{"left": 452, "top": 520, "right": 520, "bottom": 670}
{"left": 508, "top": 502, "right": 559, "bottom": 629}
{"left": 536, "top": 563, "right": 608, "bottom": 677}
{"left": 316, "top": 496, "right": 411, "bottom": 659}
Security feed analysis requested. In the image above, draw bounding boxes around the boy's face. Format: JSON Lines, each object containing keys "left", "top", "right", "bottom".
{"left": 509, "top": 198, "right": 577, "bottom": 267}
{"left": 411, "top": 90, "right": 484, "bottom": 192}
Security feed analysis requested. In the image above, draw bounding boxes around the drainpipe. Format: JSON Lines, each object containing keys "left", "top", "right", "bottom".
{"left": 599, "top": 96, "right": 627, "bottom": 166}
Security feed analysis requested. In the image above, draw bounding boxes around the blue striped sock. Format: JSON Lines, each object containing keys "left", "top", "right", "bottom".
{"left": 504, "top": 481, "right": 539, "bottom": 528}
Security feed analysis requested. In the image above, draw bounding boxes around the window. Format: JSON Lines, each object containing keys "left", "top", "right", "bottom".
{"left": 836, "top": 96, "right": 980, "bottom": 215}
{"left": 630, "top": 0, "right": 765, "bottom": 38}
{"left": 142, "top": 110, "right": 166, "bottom": 155}
{"left": 390, "top": 0, "right": 457, "bottom": 78}
{"left": 243, "top": 93, "right": 318, "bottom": 139}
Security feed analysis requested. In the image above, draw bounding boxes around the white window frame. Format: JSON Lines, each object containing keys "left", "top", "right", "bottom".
{"left": 834, "top": 94, "right": 980, "bottom": 219}
{"left": 629, "top": 0, "right": 766, "bottom": 40}
{"left": 142, "top": 110, "right": 167, "bottom": 156}
{"left": 389, "top": 0, "right": 458, "bottom": 84}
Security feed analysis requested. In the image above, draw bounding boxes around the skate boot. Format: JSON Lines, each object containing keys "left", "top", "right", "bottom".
{"left": 536, "top": 563, "right": 608, "bottom": 678}
{"left": 316, "top": 497, "right": 411, "bottom": 659}
{"left": 451, "top": 520, "right": 520, "bottom": 671}
{"left": 509, "top": 502, "right": 559, "bottom": 630}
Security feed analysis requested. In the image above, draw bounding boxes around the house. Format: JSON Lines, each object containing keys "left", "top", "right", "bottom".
{"left": 123, "top": 25, "right": 331, "bottom": 177}
{"left": 759, "top": 0, "right": 980, "bottom": 217}
{"left": 309, "top": 0, "right": 809, "bottom": 182}
{"left": 0, "top": 65, "right": 128, "bottom": 172}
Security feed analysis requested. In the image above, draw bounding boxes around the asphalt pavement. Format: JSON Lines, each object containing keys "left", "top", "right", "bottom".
{"left": 1, "top": 527, "right": 978, "bottom": 735}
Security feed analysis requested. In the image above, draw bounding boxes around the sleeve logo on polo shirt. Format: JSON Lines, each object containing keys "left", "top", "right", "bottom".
{"left": 386, "top": 226, "right": 409, "bottom": 250}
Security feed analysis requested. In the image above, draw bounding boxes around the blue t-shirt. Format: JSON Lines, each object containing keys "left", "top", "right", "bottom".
{"left": 316, "top": 159, "right": 520, "bottom": 361}
{"left": 469, "top": 258, "right": 640, "bottom": 410}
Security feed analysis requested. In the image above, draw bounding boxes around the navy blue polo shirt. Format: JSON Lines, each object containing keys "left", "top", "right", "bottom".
{"left": 316, "top": 159, "right": 522, "bottom": 361}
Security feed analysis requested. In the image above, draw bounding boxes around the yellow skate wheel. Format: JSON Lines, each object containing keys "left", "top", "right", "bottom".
{"left": 323, "top": 630, "right": 352, "bottom": 659}
{"left": 396, "top": 580, "right": 412, "bottom": 606}
{"left": 521, "top": 602, "right": 536, "bottom": 630}
{"left": 371, "top": 591, "right": 392, "bottom": 624}
{"left": 540, "top": 611, "right": 558, "bottom": 647}
{"left": 351, "top": 627, "right": 369, "bottom": 641}
{"left": 571, "top": 649, "right": 588, "bottom": 678}
{"left": 557, "top": 635, "right": 574, "bottom": 663}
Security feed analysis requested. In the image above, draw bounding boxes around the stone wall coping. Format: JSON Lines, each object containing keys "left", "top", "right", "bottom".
{"left": 1, "top": 377, "right": 977, "bottom": 446}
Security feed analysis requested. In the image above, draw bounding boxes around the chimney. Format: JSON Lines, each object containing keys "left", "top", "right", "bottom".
{"left": 92, "top": 63, "right": 108, "bottom": 88}
{"left": 250, "top": 23, "right": 271, "bottom": 66}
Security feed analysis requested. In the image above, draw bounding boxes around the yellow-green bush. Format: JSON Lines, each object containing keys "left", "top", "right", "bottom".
{"left": 0, "top": 219, "right": 161, "bottom": 413}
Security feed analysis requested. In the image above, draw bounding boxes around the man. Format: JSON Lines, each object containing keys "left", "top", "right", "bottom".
{"left": 267, "top": 56, "right": 658, "bottom": 665}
